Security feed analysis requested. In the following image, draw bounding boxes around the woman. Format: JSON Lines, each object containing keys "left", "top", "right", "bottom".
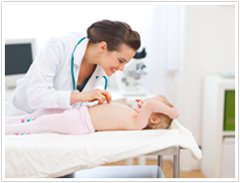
{"left": 5, "top": 20, "right": 141, "bottom": 116}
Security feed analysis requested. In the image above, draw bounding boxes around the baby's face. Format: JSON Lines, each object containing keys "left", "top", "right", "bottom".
{"left": 133, "top": 95, "right": 162, "bottom": 113}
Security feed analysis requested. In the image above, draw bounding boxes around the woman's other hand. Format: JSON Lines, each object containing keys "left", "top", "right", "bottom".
{"left": 71, "top": 89, "right": 112, "bottom": 105}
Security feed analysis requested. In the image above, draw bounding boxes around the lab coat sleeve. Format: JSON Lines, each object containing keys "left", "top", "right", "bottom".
{"left": 26, "top": 37, "right": 72, "bottom": 109}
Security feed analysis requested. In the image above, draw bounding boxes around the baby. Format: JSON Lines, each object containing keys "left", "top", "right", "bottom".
{"left": 5, "top": 94, "right": 179, "bottom": 135}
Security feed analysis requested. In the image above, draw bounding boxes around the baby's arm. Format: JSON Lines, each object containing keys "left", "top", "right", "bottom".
{"left": 135, "top": 100, "right": 179, "bottom": 129}
{"left": 146, "top": 100, "right": 179, "bottom": 119}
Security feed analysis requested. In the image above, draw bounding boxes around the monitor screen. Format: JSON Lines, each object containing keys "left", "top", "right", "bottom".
{"left": 5, "top": 43, "right": 33, "bottom": 75}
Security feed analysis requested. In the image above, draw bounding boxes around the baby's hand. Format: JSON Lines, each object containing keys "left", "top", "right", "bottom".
{"left": 168, "top": 108, "right": 179, "bottom": 119}
{"left": 133, "top": 99, "right": 145, "bottom": 113}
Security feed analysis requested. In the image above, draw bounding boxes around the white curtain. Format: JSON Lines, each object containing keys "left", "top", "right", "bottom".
{"left": 162, "top": 6, "right": 186, "bottom": 125}
{"left": 165, "top": 5, "right": 185, "bottom": 72}
{"left": 142, "top": 5, "right": 185, "bottom": 97}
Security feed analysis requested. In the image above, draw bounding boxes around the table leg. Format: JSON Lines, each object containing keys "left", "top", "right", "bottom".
{"left": 173, "top": 146, "right": 180, "bottom": 178}
{"left": 157, "top": 155, "right": 163, "bottom": 178}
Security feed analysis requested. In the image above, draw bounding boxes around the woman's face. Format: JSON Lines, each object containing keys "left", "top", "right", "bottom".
{"left": 99, "top": 43, "right": 136, "bottom": 76}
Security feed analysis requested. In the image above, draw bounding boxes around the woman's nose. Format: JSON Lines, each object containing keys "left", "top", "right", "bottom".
{"left": 119, "top": 64, "right": 125, "bottom": 71}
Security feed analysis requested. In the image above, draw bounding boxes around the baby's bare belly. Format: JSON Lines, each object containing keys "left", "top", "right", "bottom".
{"left": 88, "top": 102, "right": 138, "bottom": 131}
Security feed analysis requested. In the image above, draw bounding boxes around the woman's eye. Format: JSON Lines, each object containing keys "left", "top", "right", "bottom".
{"left": 119, "top": 60, "right": 124, "bottom": 63}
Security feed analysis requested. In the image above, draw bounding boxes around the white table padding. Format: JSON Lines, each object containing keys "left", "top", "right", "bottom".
{"left": 5, "top": 120, "right": 202, "bottom": 178}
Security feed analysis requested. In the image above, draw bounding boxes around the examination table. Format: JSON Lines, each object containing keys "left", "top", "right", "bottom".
{"left": 5, "top": 120, "right": 201, "bottom": 178}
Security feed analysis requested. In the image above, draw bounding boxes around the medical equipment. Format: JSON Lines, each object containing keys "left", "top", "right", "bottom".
{"left": 5, "top": 120, "right": 202, "bottom": 178}
{"left": 5, "top": 38, "right": 36, "bottom": 88}
{"left": 115, "top": 48, "right": 147, "bottom": 96}
{"left": 71, "top": 37, "right": 108, "bottom": 91}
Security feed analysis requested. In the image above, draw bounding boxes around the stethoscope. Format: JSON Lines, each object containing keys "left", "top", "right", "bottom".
{"left": 71, "top": 37, "right": 108, "bottom": 91}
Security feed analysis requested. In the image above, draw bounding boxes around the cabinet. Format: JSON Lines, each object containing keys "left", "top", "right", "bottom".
{"left": 200, "top": 75, "right": 235, "bottom": 178}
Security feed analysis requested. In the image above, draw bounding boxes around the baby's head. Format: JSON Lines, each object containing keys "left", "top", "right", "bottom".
{"left": 146, "top": 95, "right": 174, "bottom": 130}
{"left": 134, "top": 94, "right": 176, "bottom": 130}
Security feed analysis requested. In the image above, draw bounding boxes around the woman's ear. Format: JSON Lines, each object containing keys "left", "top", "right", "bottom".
{"left": 99, "top": 41, "right": 107, "bottom": 53}
{"left": 149, "top": 113, "right": 160, "bottom": 125}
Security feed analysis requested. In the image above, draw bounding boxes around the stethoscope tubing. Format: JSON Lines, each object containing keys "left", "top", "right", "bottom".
{"left": 71, "top": 37, "right": 108, "bottom": 91}
{"left": 71, "top": 37, "right": 86, "bottom": 91}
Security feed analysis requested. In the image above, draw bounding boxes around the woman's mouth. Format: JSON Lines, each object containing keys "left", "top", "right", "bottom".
{"left": 111, "top": 68, "right": 117, "bottom": 73}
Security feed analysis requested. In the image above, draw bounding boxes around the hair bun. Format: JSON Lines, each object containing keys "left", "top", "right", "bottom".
{"left": 87, "top": 19, "right": 141, "bottom": 51}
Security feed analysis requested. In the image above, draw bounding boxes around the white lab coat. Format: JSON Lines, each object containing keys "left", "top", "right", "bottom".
{"left": 5, "top": 32, "right": 107, "bottom": 116}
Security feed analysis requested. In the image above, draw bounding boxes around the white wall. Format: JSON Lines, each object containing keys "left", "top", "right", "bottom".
{"left": 183, "top": 5, "right": 235, "bottom": 141}
{"left": 179, "top": 5, "right": 235, "bottom": 170}
{"left": 2, "top": 2, "right": 152, "bottom": 54}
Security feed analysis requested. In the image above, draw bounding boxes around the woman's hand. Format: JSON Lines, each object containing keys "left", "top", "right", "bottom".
{"left": 71, "top": 89, "right": 112, "bottom": 105}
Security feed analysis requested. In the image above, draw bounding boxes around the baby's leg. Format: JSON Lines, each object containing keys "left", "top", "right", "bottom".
{"left": 5, "top": 108, "right": 66, "bottom": 125}
{"left": 5, "top": 109, "right": 79, "bottom": 135}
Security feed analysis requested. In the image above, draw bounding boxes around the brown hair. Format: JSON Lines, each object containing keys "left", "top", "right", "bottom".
{"left": 87, "top": 19, "right": 141, "bottom": 52}
{"left": 144, "top": 95, "right": 174, "bottom": 130}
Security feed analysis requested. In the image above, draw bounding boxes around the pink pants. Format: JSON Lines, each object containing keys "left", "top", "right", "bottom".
{"left": 5, "top": 106, "right": 95, "bottom": 135}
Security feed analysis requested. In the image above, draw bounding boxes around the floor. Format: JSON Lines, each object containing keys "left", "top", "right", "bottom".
{"left": 102, "top": 158, "right": 206, "bottom": 178}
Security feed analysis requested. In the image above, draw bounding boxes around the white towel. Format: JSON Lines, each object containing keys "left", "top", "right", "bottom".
{"left": 5, "top": 119, "right": 201, "bottom": 178}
